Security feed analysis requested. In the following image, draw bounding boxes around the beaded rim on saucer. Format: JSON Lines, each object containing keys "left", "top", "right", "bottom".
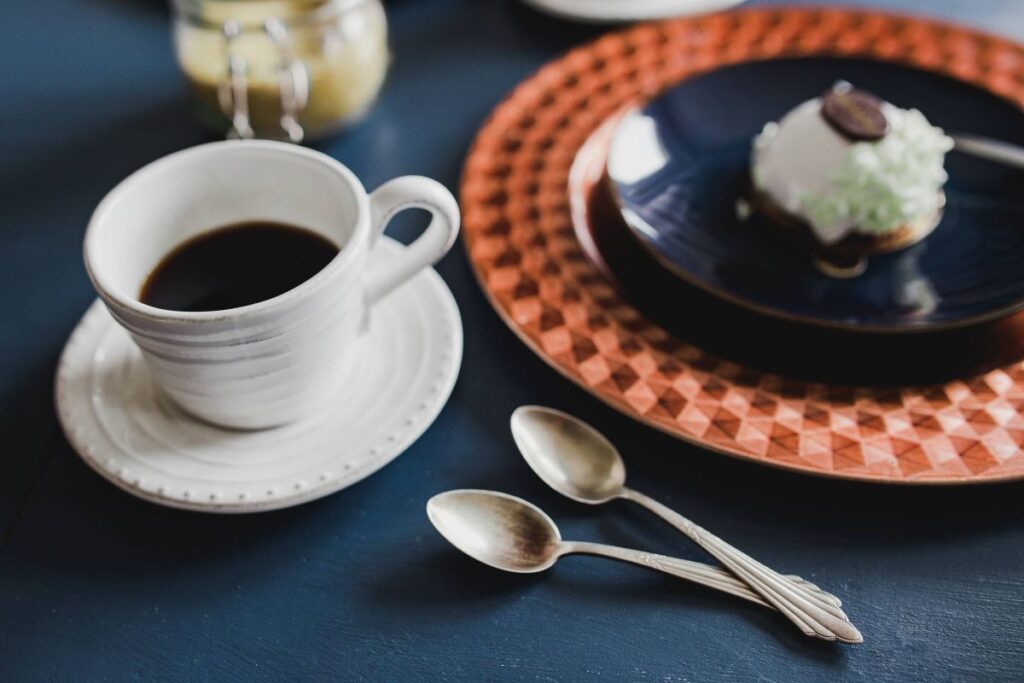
{"left": 460, "top": 7, "right": 1024, "bottom": 483}
{"left": 56, "top": 238, "right": 462, "bottom": 513}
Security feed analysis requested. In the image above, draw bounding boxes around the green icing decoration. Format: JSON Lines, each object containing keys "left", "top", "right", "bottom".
{"left": 800, "top": 107, "right": 953, "bottom": 235}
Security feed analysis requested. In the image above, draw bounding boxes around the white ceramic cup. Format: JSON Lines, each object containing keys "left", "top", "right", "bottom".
{"left": 84, "top": 140, "right": 460, "bottom": 429}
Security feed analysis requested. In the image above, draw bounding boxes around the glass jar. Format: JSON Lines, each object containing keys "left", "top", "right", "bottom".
{"left": 171, "top": 0, "right": 389, "bottom": 142}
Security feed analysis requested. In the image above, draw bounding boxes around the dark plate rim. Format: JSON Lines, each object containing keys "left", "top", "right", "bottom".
{"left": 606, "top": 56, "right": 1024, "bottom": 334}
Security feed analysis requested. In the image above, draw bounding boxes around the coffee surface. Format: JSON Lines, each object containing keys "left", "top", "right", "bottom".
{"left": 140, "top": 222, "right": 340, "bottom": 312}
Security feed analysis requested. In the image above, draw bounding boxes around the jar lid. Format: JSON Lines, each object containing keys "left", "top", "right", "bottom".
{"left": 173, "top": 0, "right": 368, "bottom": 30}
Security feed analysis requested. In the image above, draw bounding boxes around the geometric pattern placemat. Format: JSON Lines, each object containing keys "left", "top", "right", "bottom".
{"left": 461, "top": 7, "right": 1024, "bottom": 483}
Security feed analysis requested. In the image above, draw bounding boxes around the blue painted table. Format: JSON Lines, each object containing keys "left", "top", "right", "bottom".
{"left": 2, "top": 1, "right": 1023, "bottom": 680}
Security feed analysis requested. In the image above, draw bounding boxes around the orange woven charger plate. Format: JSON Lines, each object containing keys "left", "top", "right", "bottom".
{"left": 461, "top": 7, "right": 1024, "bottom": 483}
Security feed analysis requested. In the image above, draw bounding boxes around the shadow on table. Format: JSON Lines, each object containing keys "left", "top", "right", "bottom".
{"left": 539, "top": 569, "right": 849, "bottom": 662}
{"left": 364, "top": 503, "right": 847, "bottom": 661}
{"left": 616, "top": 428, "right": 1024, "bottom": 546}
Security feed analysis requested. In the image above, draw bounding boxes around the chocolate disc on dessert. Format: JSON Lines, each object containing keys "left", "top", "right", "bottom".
{"left": 821, "top": 85, "right": 889, "bottom": 141}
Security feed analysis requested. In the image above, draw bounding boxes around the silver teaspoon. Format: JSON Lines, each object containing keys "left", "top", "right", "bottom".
{"left": 951, "top": 133, "right": 1024, "bottom": 169}
{"left": 428, "top": 489, "right": 822, "bottom": 610}
{"left": 510, "top": 406, "right": 862, "bottom": 644}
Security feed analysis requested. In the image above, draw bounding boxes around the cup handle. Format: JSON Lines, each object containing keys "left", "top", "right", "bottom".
{"left": 365, "top": 176, "right": 461, "bottom": 305}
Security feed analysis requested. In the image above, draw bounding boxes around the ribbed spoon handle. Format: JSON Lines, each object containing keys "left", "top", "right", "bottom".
{"left": 657, "top": 557, "right": 842, "bottom": 609}
{"left": 562, "top": 541, "right": 771, "bottom": 607}
{"left": 620, "top": 487, "right": 862, "bottom": 644}
{"left": 562, "top": 542, "right": 841, "bottom": 612}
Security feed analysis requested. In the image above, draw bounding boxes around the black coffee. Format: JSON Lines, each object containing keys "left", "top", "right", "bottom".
{"left": 140, "top": 222, "right": 340, "bottom": 312}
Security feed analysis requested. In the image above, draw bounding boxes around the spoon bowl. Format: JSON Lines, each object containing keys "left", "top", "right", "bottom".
{"left": 426, "top": 489, "right": 562, "bottom": 573}
{"left": 511, "top": 405, "right": 626, "bottom": 504}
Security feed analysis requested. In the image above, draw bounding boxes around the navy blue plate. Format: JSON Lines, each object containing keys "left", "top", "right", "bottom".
{"left": 607, "top": 57, "right": 1024, "bottom": 332}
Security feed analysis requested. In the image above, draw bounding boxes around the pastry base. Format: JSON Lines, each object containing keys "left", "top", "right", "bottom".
{"left": 748, "top": 187, "right": 944, "bottom": 278}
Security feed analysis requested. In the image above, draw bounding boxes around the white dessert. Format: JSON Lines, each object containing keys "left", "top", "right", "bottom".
{"left": 750, "top": 84, "right": 954, "bottom": 246}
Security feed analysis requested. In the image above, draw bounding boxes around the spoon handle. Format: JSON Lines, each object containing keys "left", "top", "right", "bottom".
{"left": 659, "top": 557, "right": 842, "bottom": 609}
{"left": 619, "top": 487, "right": 862, "bottom": 644}
{"left": 952, "top": 133, "right": 1024, "bottom": 169}
{"left": 561, "top": 542, "right": 840, "bottom": 611}
{"left": 561, "top": 541, "right": 772, "bottom": 608}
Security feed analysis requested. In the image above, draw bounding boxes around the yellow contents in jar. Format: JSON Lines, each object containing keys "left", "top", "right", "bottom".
{"left": 174, "top": 0, "right": 388, "bottom": 139}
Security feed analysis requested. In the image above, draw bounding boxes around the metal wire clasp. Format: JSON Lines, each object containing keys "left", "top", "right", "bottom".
{"left": 217, "top": 17, "right": 310, "bottom": 142}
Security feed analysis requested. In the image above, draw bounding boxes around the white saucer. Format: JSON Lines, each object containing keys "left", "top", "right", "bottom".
{"left": 55, "top": 238, "right": 462, "bottom": 513}
{"left": 520, "top": 0, "right": 745, "bottom": 23}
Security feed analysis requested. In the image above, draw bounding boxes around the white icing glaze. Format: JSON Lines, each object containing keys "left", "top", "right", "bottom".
{"left": 751, "top": 94, "right": 952, "bottom": 244}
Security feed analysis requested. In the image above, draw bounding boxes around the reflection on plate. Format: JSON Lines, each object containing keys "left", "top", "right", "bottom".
{"left": 607, "top": 57, "right": 1024, "bottom": 332}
